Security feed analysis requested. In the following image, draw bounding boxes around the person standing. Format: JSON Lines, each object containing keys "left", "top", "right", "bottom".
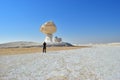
{"left": 43, "top": 42, "right": 47, "bottom": 53}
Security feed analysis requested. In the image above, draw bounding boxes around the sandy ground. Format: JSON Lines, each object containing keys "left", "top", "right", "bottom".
{"left": 0, "top": 46, "right": 88, "bottom": 55}
{"left": 0, "top": 45, "right": 120, "bottom": 80}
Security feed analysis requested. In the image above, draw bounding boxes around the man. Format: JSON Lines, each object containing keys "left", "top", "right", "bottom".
{"left": 43, "top": 42, "right": 47, "bottom": 53}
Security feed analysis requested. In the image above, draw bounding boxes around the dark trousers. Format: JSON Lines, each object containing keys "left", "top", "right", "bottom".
{"left": 43, "top": 47, "right": 46, "bottom": 53}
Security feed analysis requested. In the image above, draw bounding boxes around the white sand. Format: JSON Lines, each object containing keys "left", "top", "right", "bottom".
{"left": 0, "top": 45, "right": 120, "bottom": 80}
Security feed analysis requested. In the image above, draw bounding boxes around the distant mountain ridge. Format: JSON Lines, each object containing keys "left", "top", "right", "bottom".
{"left": 0, "top": 41, "right": 73, "bottom": 48}
{"left": 0, "top": 41, "right": 41, "bottom": 48}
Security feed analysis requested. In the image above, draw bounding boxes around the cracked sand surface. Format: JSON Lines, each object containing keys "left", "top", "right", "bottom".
{"left": 0, "top": 46, "right": 120, "bottom": 80}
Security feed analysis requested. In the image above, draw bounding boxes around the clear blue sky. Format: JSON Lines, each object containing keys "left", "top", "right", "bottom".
{"left": 0, "top": 0, "right": 120, "bottom": 44}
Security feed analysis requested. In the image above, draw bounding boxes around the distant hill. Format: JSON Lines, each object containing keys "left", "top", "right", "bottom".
{"left": 0, "top": 41, "right": 73, "bottom": 48}
{"left": 0, "top": 41, "right": 41, "bottom": 48}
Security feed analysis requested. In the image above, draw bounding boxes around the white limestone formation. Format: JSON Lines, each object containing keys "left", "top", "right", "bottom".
{"left": 40, "top": 21, "right": 56, "bottom": 43}
{"left": 54, "top": 36, "right": 62, "bottom": 42}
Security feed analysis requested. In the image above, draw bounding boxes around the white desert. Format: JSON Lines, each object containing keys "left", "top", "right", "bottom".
{"left": 0, "top": 43, "right": 120, "bottom": 80}
{"left": 0, "top": 21, "right": 120, "bottom": 80}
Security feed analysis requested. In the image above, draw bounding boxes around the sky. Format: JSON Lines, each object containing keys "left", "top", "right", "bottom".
{"left": 0, "top": 0, "right": 120, "bottom": 44}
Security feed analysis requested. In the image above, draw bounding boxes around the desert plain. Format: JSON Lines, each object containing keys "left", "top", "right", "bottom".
{"left": 0, "top": 43, "right": 120, "bottom": 80}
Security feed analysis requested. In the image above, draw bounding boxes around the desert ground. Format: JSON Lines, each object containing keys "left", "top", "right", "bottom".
{"left": 0, "top": 44, "right": 120, "bottom": 80}
{"left": 0, "top": 46, "right": 88, "bottom": 55}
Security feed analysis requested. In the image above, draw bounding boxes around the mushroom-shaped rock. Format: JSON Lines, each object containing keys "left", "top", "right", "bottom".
{"left": 40, "top": 21, "right": 57, "bottom": 34}
{"left": 40, "top": 21, "right": 57, "bottom": 43}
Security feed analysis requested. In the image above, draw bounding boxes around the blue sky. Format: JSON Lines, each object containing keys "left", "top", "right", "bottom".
{"left": 0, "top": 0, "right": 120, "bottom": 44}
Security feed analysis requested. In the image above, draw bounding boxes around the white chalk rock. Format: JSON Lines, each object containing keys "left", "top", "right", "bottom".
{"left": 40, "top": 21, "right": 57, "bottom": 42}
